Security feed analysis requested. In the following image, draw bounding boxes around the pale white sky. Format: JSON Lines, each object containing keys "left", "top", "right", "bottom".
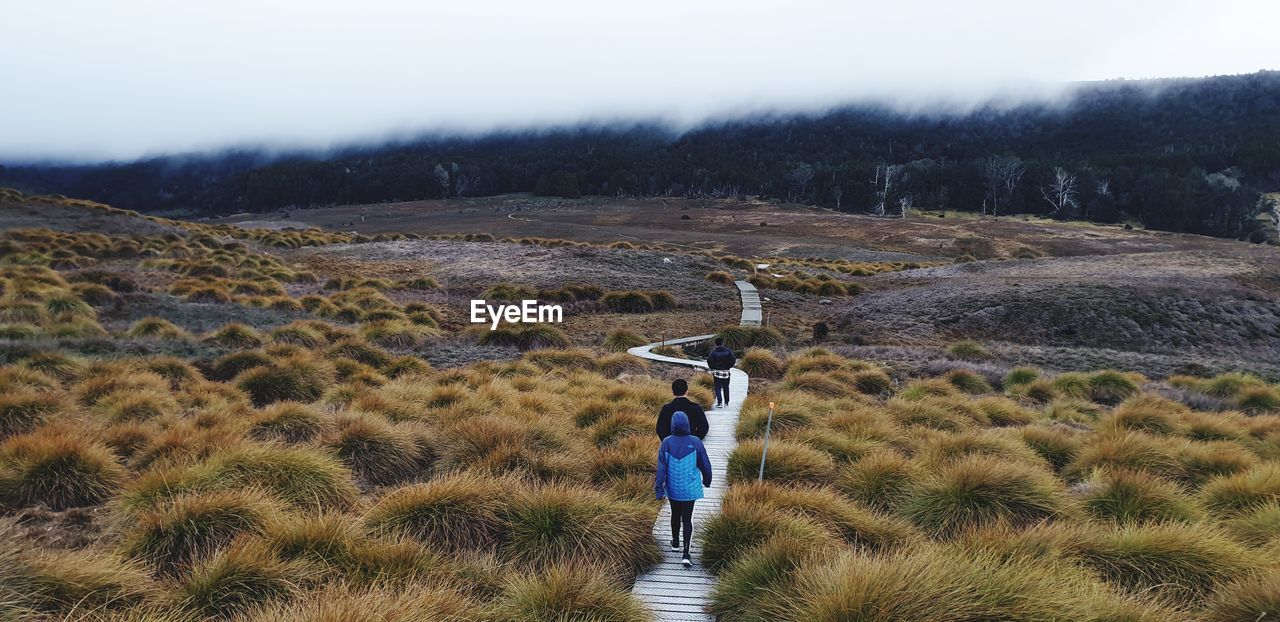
{"left": 1, "top": 0, "right": 1276, "bottom": 161}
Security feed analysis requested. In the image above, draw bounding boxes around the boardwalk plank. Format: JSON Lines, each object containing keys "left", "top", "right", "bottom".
{"left": 627, "top": 281, "right": 760, "bottom": 620}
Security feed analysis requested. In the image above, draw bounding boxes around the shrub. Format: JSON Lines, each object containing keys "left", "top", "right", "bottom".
{"left": 0, "top": 428, "right": 126, "bottom": 510}
{"left": 899, "top": 455, "right": 1070, "bottom": 536}
{"left": 728, "top": 439, "right": 836, "bottom": 485}
{"left": 235, "top": 356, "right": 334, "bottom": 406}
{"left": 122, "top": 489, "right": 278, "bottom": 574}
{"left": 365, "top": 473, "right": 506, "bottom": 553}
{"left": 179, "top": 542, "right": 302, "bottom": 617}
{"left": 1080, "top": 468, "right": 1202, "bottom": 524}
{"left": 739, "top": 348, "right": 785, "bottom": 380}
{"left": 946, "top": 340, "right": 989, "bottom": 361}
{"left": 500, "top": 483, "right": 659, "bottom": 572}
{"left": 602, "top": 328, "right": 647, "bottom": 352}
{"left": 494, "top": 564, "right": 648, "bottom": 622}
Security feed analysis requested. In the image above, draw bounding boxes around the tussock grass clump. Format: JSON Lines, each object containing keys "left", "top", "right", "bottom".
{"left": 595, "top": 353, "right": 649, "bottom": 376}
{"left": 700, "top": 500, "right": 841, "bottom": 574}
{"left": 749, "top": 545, "right": 1146, "bottom": 622}
{"left": 727, "top": 482, "right": 917, "bottom": 551}
{"left": 739, "top": 348, "right": 785, "bottom": 380}
{"left": 122, "top": 489, "right": 279, "bottom": 574}
{"left": 602, "top": 328, "right": 647, "bottom": 352}
{"left": 887, "top": 397, "right": 977, "bottom": 432}
{"left": 973, "top": 396, "right": 1035, "bottom": 426}
{"left": 946, "top": 340, "right": 990, "bottom": 361}
{"left": 235, "top": 356, "right": 335, "bottom": 406}
{"left": 178, "top": 541, "right": 302, "bottom": 617}
{"left": 18, "top": 548, "right": 156, "bottom": 613}
{"left": 242, "top": 583, "right": 485, "bottom": 622}
{"left": 705, "top": 270, "right": 736, "bottom": 285}
{"left": 1066, "top": 523, "right": 1264, "bottom": 605}
{"left": 728, "top": 439, "right": 836, "bottom": 485}
{"left": 73, "top": 369, "right": 170, "bottom": 407}
{"left": 1201, "top": 464, "right": 1280, "bottom": 516}
{"left": 1204, "top": 569, "right": 1280, "bottom": 622}
{"left": 0, "top": 427, "right": 126, "bottom": 510}
{"left": 522, "top": 348, "right": 596, "bottom": 371}
{"left": 248, "top": 402, "right": 328, "bottom": 444}
{"left": 0, "top": 390, "right": 65, "bottom": 438}
{"left": 707, "top": 536, "right": 830, "bottom": 621}
{"left": 210, "top": 349, "right": 272, "bottom": 381}
{"left": 94, "top": 388, "right": 180, "bottom": 422}
{"left": 1079, "top": 468, "right": 1202, "bottom": 524}
{"left": 1066, "top": 431, "right": 1180, "bottom": 480}
{"left": 943, "top": 368, "right": 993, "bottom": 394}
{"left": 1004, "top": 366, "right": 1041, "bottom": 386}
{"left": 500, "top": 483, "right": 659, "bottom": 572}
{"left": 125, "top": 446, "right": 359, "bottom": 513}
{"left": 479, "top": 323, "right": 572, "bottom": 350}
{"left": 899, "top": 455, "right": 1071, "bottom": 536}
{"left": 835, "top": 451, "right": 922, "bottom": 512}
{"left": 324, "top": 415, "right": 427, "bottom": 485}
{"left": 203, "top": 323, "right": 265, "bottom": 349}
{"left": 1020, "top": 424, "right": 1083, "bottom": 472}
{"left": 127, "top": 317, "right": 191, "bottom": 340}
{"left": 718, "top": 325, "right": 785, "bottom": 351}
{"left": 365, "top": 473, "right": 506, "bottom": 553}
{"left": 494, "top": 564, "right": 649, "bottom": 622}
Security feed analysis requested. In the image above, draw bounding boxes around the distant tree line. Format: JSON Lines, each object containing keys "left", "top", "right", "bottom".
{"left": 3, "top": 71, "right": 1278, "bottom": 240}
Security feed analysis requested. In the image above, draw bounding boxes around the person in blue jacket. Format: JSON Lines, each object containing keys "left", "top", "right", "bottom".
{"left": 654, "top": 411, "right": 713, "bottom": 566}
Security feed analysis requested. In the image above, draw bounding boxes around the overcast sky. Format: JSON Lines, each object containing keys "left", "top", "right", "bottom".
{"left": 1, "top": 0, "right": 1276, "bottom": 162}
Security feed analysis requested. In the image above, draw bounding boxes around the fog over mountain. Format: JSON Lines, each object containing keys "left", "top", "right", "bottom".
{"left": 1, "top": 0, "right": 1277, "bottom": 161}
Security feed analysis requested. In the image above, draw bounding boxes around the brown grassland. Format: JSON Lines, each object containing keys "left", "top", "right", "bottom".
{"left": 2, "top": 188, "right": 1279, "bottom": 620}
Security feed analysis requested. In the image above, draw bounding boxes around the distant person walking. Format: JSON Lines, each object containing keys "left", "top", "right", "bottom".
{"left": 706, "top": 337, "right": 736, "bottom": 409}
{"left": 655, "top": 411, "right": 713, "bottom": 567}
{"left": 656, "top": 379, "right": 708, "bottom": 440}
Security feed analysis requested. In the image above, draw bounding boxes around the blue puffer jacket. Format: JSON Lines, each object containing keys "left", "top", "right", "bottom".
{"left": 655, "top": 411, "right": 713, "bottom": 501}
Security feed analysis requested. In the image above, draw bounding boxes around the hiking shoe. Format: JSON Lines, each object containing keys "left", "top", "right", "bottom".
{"left": 713, "top": 401, "right": 722, "bottom": 409}
{"left": 681, "top": 554, "right": 692, "bottom": 567}
{"left": 670, "top": 540, "right": 680, "bottom": 551}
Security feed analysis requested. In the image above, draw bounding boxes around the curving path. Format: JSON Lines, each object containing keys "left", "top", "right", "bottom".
{"left": 627, "top": 280, "right": 757, "bottom": 621}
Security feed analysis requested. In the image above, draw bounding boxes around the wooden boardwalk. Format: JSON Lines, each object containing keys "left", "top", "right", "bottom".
{"left": 625, "top": 280, "right": 758, "bottom": 620}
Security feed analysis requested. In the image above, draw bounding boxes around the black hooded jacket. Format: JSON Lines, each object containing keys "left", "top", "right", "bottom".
{"left": 656, "top": 396, "right": 709, "bottom": 440}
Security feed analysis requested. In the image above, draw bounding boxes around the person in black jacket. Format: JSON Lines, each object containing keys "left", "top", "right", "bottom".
{"left": 706, "top": 337, "right": 736, "bottom": 408}
{"left": 656, "top": 379, "right": 709, "bottom": 440}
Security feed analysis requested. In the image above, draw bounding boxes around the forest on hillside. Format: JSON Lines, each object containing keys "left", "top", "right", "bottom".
{"left": 3, "top": 72, "right": 1279, "bottom": 240}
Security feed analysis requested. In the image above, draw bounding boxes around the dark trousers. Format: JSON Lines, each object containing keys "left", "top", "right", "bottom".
{"left": 669, "top": 499, "right": 695, "bottom": 556}
{"left": 713, "top": 375, "right": 731, "bottom": 405}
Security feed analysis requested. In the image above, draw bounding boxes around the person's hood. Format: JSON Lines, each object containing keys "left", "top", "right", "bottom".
{"left": 671, "top": 411, "right": 691, "bottom": 436}
{"left": 712, "top": 345, "right": 732, "bottom": 353}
